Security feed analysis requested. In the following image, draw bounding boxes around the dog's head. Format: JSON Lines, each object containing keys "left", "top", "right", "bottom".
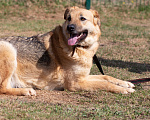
{"left": 63, "top": 6, "right": 101, "bottom": 48}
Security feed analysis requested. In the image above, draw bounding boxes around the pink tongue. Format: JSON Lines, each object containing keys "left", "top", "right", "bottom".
{"left": 68, "top": 36, "right": 78, "bottom": 46}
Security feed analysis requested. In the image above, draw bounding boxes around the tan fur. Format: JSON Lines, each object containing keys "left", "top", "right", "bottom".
{"left": 0, "top": 7, "right": 135, "bottom": 96}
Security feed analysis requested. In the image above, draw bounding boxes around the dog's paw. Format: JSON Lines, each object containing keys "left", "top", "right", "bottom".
{"left": 126, "top": 81, "right": 135, "bottom": 88}
{"left": 118, "top": 81, "right": 135, "bottom": 88}
{"left": 121, "top": 88, "right": 135, "bottom": 94}
{"left": 22, "top": 88, "right": 36, "bottom": 96}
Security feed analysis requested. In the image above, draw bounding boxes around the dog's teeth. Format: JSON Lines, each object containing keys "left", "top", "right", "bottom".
{"left": 79, "top": 33, "right": 83, "bottom": 37}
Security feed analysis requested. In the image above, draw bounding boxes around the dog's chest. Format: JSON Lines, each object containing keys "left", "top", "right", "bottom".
{"left": 63, "top": 58, "right": 92, "bottom": 79}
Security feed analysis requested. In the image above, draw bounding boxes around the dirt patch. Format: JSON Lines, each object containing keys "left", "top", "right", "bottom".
{"left": 0, "top": 90, "right": 91, "bottom": 105}
{"left": 123, "top": 19, "right": 150, "bottom": 29}
{"left": 0, "top": 31, "right": 39, "bottom": 38}
{"left": 142, "top": 81, "right": 150, "bottom": 90}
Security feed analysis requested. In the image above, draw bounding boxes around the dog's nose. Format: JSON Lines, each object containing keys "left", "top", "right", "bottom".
{"left": 67, "top": 24, "right": 75, "bottom": 32}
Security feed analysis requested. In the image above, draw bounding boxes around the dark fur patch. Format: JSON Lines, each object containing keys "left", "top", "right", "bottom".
{"left": 0, "top": 34, "right": 51, "bottom": 66}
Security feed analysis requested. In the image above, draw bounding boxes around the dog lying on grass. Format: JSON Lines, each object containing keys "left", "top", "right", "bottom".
{"left": 0, "top": 6, "right": 135, "bottom": 96}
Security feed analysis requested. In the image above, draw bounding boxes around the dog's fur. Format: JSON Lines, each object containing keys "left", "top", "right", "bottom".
{"left": 0, "top": 7, "right": 135, "bottom": 96}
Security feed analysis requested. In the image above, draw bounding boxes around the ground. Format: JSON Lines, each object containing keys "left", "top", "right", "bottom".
{"left": 0, "top": 2, "right": 149, "bottom": 119}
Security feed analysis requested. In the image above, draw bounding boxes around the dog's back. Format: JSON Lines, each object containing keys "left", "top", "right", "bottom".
{"left": 0, "top": 33, "right": 51, "bottom": 66}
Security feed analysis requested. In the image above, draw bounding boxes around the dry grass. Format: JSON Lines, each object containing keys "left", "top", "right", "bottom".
{"left": 0, "top": 2, "right": 150, "bottom": 119}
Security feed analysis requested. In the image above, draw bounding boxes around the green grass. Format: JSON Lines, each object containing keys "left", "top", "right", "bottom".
{"left": 0, "top": 1, "right": 150, "bottom": 120}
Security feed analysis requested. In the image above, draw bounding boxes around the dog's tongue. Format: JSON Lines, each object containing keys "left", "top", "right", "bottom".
{"left": 68, "top": 36, "right": 78, "bottom": 46}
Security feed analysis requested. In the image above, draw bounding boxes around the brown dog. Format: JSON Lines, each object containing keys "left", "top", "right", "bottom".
{"left": 0, "top": 7, "right": 135, "bottom": 96}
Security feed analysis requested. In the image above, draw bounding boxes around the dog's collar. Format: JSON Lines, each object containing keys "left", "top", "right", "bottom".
{"left": 75, "top": 45, "right": 89, "bottom": 49}
{"left": 71, "top": 45, "right": 89, "bottom": 57}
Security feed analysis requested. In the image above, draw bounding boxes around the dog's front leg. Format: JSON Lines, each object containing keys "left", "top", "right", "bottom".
{"left": 65, "top": 75, "right": 135, "bottom": 94}
{"left": 88, "top": 75, "right": 135, "bottom": 89}
{"left": 83, "top": 75, "right": 135, "bottom": 94}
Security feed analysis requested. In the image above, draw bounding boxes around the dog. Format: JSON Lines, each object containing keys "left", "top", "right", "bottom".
{"left": 0, "top": 6, "right": 135, "bottom": 96}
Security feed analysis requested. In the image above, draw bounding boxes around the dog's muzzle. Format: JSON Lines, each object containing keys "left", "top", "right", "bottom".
{"left": 67, "top": 24, "right": 88, "bottom": 46}
{"left": 67, "top": 24, "right": 75, "bottom": 33}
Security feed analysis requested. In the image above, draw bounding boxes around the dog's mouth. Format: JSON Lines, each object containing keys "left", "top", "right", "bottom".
{"left": 68, "top": 30, "right": 88, "bottom": 46}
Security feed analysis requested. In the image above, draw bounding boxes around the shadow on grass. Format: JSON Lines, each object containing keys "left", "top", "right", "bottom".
{"left": 96, "top": 58, "right": 150, "bottom": 74}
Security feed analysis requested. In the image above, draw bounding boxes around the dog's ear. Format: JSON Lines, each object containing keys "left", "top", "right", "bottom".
{"left": 90, "top": 10, "right": 101, "bottom": 27}
{"left": 64, "top": 8, "right": 70, "bottom": 20}
{"left": 64, "top": 6, "right": 79, "bottom": 20}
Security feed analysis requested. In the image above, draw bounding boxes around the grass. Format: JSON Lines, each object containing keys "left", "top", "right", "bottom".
{"left": 0, "top": 90, "right": 150, "bottom": 119}
{"left": 0, "top": 1, "right": 150, "bottom": 119}
{"left": 0, "top": 19, "right": 63, "bottom": 36}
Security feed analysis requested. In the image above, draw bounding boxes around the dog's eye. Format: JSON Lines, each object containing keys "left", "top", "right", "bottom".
{"left": 68, "top": 16, "right": 71, "bottom": 21}
{"left": 80, "top": 17, "right": 86, "bottom": 21}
